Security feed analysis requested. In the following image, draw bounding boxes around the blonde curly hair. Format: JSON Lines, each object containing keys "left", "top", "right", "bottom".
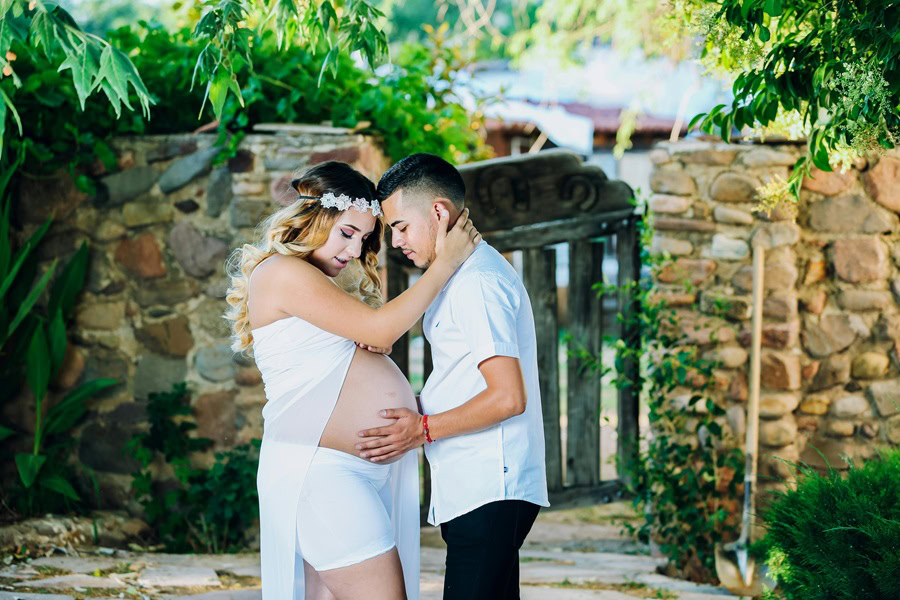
{"left": 224, "top": 161, "right": 384, "bottom": 353}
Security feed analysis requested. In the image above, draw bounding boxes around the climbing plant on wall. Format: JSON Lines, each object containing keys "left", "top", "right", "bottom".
{"left": 571, "top": 205, "right": 746, "bottom": 583}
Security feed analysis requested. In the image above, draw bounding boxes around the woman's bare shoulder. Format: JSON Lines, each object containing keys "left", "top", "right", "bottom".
{"left": 252, "top": 254, "right": 321, "bottom": 286}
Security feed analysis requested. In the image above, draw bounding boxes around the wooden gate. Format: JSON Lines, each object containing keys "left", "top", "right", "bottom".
{"left": 385, "top": 150, "right": 641, "bottom": 514}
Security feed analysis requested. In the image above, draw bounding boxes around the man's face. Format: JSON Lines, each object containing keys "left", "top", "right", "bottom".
{"left": 382, "top": 189, "right": 438, "bottom": 269}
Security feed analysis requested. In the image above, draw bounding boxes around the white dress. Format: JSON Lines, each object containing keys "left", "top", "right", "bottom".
{"left": 253, "top": 314, "right": 420, "bottom": 599}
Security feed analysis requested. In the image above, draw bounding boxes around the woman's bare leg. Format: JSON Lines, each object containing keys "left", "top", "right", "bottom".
{"left": 304, "top": 560, "right": 337, "bottom": 600}
{"left": 315, "top": 547, "right": 406, "bottom": 600}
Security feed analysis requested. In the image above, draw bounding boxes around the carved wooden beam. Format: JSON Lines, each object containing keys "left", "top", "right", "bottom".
{"left": 457, "top": 149, "right": 634, "bottom": 232}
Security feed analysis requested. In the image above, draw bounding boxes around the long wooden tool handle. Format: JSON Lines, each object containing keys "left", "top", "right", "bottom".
{"left": 743, "top": 244, "right": 765, "bottom": 539}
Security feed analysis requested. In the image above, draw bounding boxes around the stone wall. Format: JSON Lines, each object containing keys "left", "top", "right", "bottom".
{"left": 8, "top": 126, "right": 390, "bottom": 508}
{"left": 649, "top": 139, "right": 900, "bottom": 493}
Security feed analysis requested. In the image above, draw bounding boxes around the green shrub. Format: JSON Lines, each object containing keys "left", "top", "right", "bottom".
{"left": 757, "top": 448, "right": 900, "bottom": 599}
{"left": 128, "top": 383, "right": 261, "bottom": 553}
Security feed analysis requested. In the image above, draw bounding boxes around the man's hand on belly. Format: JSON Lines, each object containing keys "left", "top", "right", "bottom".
{"left": 356, "top": 408, "right": 425, "bottom": 463}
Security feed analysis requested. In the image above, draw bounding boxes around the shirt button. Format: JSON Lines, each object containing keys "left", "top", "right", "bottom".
{"left": 503, "top": 466, "right": 508, "bottom": 473}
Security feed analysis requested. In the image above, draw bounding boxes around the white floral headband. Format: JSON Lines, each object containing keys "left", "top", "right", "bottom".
{"left": 298, "top": 192, "right": 383, "bottom": 217}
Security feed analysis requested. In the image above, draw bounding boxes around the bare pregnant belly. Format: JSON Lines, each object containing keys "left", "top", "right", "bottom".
{"left": 319, "top": 346, "right": 416, "bottom": 464}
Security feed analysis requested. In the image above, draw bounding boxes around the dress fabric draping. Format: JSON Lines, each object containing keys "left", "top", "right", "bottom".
{"left": 252, "top": 315, "right": 420, "bottom": 600}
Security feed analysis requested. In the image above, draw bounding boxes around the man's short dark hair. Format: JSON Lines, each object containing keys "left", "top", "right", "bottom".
{"left": 376, "top": 153, "right": 466, "bottom": 209}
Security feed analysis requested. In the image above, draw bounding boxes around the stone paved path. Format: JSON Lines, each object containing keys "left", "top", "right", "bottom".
{"left": 1, "top": 505, "right": 739, "bottom": 600}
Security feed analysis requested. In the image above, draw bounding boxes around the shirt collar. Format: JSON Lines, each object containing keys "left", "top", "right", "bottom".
{"left": 440, "top": 240, "right": 487, "bottom": 293}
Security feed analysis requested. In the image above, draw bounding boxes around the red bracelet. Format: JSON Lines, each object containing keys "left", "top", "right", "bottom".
{"left": 423, "top": 414, "right": 434, "bottom": 443}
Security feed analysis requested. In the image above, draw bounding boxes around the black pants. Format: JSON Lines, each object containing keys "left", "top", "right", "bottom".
{"left": 440, "top": 500, "right": 541, "bottom": 600}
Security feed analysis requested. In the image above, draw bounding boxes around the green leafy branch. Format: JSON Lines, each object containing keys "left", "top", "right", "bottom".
{"left": 0, "top": 0, "right": 391, "bottom": 158}
{"left": 506, "top": 0, "right": 900, "bottom": 206}
{"left": 0, "top": 0, "right": 154, "bottom": 158}
{"left": 190, "top": 0, "right": 252, "bottom": 119}
{"left": 189, "top": 0, "right": 388, "bottom": 121}
{"left": 686, "top": 0, "right": 900, "bottom": 203}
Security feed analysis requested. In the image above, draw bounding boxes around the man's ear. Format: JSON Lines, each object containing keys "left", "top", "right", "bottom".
{"left": 431, "top": 199, "right": 454, "bottom": 221}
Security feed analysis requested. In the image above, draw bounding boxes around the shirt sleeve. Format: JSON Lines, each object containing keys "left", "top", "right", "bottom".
{"left": 450, "top": 272, "right": 521, "bottom": 367}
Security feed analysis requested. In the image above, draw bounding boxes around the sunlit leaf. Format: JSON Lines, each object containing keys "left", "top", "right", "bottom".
{"left": 764, "top": 0, "right": 783, "bottom": 17}
{"left": 114, "top": 45, "right": 154, "bottom": 117}
{"left": 93, "top": 44, "right": 133, "bottom": 112}
{"left": 57, "top": 42, "right": 100, "bottom": 111}
{"left": 687, "top": 112, "right": 707, "bottom": 132}
{"left": 319, "top": 1, "right": 337, "bottom": 34}
{"left": 317, "top": 45, "right": 339, "bottom": 86}
{"left": 30, "top": 11, "right": 63, "bottom": 59}
{"left": 812, "top": 143, "right": 832, "bottom": 172}
{"left": 208, "top": 67, "right": 230, "bottom": 121}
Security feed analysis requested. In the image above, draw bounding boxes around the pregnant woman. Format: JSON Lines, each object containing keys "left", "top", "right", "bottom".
{"left": 224, "top": 161, "right": 480, "bottom": 600}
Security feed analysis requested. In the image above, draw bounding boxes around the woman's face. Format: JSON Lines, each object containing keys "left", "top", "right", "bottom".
{"left": 308, "top": 209, "right": 378, "bottom": 277}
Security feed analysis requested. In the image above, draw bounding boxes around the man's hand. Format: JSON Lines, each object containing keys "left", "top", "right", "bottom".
{"left": 355, "top": 341, "right": 392, "bottom": 355}
{"left": 356, "top": 408, "right": 425, "bottom": 463}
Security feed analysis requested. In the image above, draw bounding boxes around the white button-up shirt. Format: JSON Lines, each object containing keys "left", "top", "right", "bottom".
{"left": 421, "top": 242, "right": 550, "bottom": 525}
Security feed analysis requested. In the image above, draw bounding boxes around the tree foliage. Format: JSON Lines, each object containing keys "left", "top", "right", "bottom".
{"left": 380, "top": 0, "right": 536, "bottom": 61}
{"left": 0, "top": 0, "right": 389, "bottom": 157}
{"left": 0, "top": 20, "right": 488, "bottom": 204}
{"left": 0, "top": 0, "right": 155, "bottom": 158}
{"left": 507, "top": 0, "right": 692, "bottom": 66}
{"left": 507, "top": 0, "right": 900, "bottom": 205}
{"left": 688, "top": 0, "right": 900, "bottom": 204}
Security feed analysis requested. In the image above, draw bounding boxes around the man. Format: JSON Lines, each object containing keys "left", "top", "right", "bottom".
{"left": 355, "top": 153, "right": 549, "bottom": 599}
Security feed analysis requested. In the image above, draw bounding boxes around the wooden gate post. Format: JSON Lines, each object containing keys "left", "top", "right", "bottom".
{"left": 566, "top": 239, "right": 604, "bottom": 486}
{"left": 523, "top": 246, "right": 562, "bottom": 491}
{"left": 616, "top": 219, "right": 641, "bottom": 483}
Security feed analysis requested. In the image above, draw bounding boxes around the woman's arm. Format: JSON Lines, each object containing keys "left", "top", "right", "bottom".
{"left": 262, "top": 210, "right": 479, "bottom": 348}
